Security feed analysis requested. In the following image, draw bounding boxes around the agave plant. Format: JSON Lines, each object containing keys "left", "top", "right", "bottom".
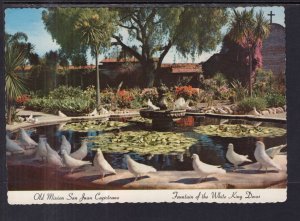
{"left": 5, "top": 32, "right": 32, "bottom": 124}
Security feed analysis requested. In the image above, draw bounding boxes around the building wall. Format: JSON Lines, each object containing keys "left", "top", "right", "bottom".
{"left": 262, "top": 23, "right": 286, "bottom": 75}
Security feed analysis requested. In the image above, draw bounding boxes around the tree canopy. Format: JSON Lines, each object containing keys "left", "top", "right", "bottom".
{"left": 42, "top": 7, "right": 228, "bottom": 87}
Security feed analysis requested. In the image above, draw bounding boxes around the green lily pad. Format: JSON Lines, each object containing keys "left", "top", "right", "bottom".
{"left": 194, "top": 124, "right": 286, "bottom": 138}
{"left": 61, "top": 120, "right": 130, "bottom": 132}
{"left": 90, "top": 130, "right": 198, "bottom": 155}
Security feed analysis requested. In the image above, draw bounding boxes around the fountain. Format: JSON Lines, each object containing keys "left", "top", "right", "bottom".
{"left": 140, "top": 84, "right": 186, "bottom": 131}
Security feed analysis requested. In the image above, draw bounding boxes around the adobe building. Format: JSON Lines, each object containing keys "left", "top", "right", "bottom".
{"left": 261, "top": 23, "right": 286, "bottom": 76}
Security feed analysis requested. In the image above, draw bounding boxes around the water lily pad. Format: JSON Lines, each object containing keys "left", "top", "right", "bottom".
{"left": 194, "top": 124, "right": 286, "bottom": 138}
{"left": 61, "top": 120, "right": 130, "bottom": 132}
{"left": 91, "top": 131, "right": 198, "bottom": 155}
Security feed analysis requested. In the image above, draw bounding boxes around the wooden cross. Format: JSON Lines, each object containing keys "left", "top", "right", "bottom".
{"left": 268, "top": 11, "right": 275, "bottom": 24}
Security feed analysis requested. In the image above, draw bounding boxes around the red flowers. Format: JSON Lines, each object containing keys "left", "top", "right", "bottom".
{"left": 116, "top": 90, "right": 133, "bottom": 108}
{"left": 16, "top": 94, "right": 30, "bottom": 105}
{"left": 175, "top": 86, "right": 199, "bottom": 100}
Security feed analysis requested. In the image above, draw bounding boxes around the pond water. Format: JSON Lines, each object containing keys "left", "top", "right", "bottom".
{"left": 14, "top": 116, "right": 286, "bottom": 171}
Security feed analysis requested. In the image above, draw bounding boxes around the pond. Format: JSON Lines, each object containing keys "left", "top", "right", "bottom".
{"left": 13, "top": 116, "right": 286, "bottom": 171}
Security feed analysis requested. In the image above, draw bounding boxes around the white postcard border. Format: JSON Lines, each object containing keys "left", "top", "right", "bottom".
{"left": 8, "top": 189, "right": 286, "bottom": 204}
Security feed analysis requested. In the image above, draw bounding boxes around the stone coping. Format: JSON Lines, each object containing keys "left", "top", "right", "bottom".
{"left": 6, "top": 108, "right": 286, "bottom": 133}
{"left": 186, "top": 112, "right": 286, "bottom": 123}
{"left": 7, "top": 154, "right": 287, "bottom": 190}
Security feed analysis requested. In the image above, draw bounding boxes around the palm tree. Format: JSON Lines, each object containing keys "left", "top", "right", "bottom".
{"left": 228, "top": 9, "right": 270, "bottom": 97}
{"left": 75, "top": 10, "right": 116, "bottom": 107}
{"left": 5, "top": 32, "right": 31, "bottom": 124}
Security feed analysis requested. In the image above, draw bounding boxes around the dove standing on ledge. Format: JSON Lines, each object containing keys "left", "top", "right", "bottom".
{"left": 125, "top": 154, "right": 156, "bottom": 181}
{"left": 99, "top": 107, "right": 109, "bottom": 115}
{"left": 35, "top": 137, "right": 47, "bottom": 161}
{"left": 265, "top": 144, "right": 287, "bottom": 159}
{"left": 61, "top": 150, "right": 91, "bottom": 173}
{"left": 20, "top": 128, "right": 38, "bottom": 148}
{"left": 248, "top": 107, "right": 260, "bottom": 116}
{"left": 254, "top": 141, "right": 281, "bottom": 172}
{"left": 226, "top": 143, "right": 252, "bottom": 169}
{"left": 58, "top": 111, "right": 67, "bottom": 117}
{"left": 45, "top": 143, "right": 63, "bottom": 168}
{"left": 6, "top": 135, "right": 25, "bottom": 153}
{"left": 60, "top": 135, "right": 71, "bottom": 155}
{"left": 147, "top": 99, "right": 160, "bottom": 111}
{"left": 88, "top": 108, "right": 99, "bottom": 116}
{"left": 93, "top": 149, "right": 116, "bottom": 179}
{"left": 192, "top": 154, "right": 226, "bottom": 182}
{"left": 70, "top": 140, "right": 88, "bottom": 160}
{"left": 26, "top": 113, "right": 39, "bottom": 123}
{"left": 174, "top": 97, "right": 191, "bottom": 110}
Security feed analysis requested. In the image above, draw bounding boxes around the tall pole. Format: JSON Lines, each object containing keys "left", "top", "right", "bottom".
{"left": 95, "top": 48, "right": 100, "bottom": 107}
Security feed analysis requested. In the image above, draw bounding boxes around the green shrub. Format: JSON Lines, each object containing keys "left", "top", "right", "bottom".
{"left": 49, "top": 86, "right": 84, "bottom": 100}
{"left": 213, "top": 72, "right": 228, "bottom": 87}
{"left": 265, "top": 93, "right": 285, "bottom": 107}
{"left": 237, "top": 97, "right": 267, "bottom": 112}
{"left": 230, "top": 80, "right": 248, "bottom": 102}
{"left": 25, "top": 86, "right": 96, "bottom": 116}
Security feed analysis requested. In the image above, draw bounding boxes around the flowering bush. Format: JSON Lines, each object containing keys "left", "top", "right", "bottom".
{"left": 116, "top": 90, "right": 133, "bottom": 108}
{"left": 16, "top": 94, "right": 30, "bottom": 106}
{"left": 216, "top": 85, "right": 233, "bottom": 100}
{"left": 141, "top": 88, "right": 159, "bottom": 103}
{"left": 175, "top": 86, "right": 199, "bottom": 101}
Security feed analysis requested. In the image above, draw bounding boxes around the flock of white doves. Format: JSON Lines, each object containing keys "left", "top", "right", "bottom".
{"left": 6, "top": 128, "right": 286, "bottom": 182}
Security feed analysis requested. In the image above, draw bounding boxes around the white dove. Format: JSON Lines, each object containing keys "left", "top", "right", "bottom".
{"left": 58, "top": 110, "right": 67, "bottom": 117}
{"left": 254, "top": 141, "right": 282, "bottom": 172}
{"left": 60, "top": 135, "right": 71, "bottom": 154}
{"left": 70, "top": 140, "right": 88, "bottom": 160}
{"left": 226, "top": 143, "right": 252, "bottom": 169}
{"left": 93, "top": 149, "right": 116, "bottom": 179}
{"left": 147, "top": 99, "right": 160, "bottom": 111}
{"left": 45, "top": 143, "right": 63, "bottom": 168}
{"left": 99, "top": 107, "right": 109, "bottom": 115}
{"left": 191, "top": 154, "right": 226, "bottom": 182}
{"left": 174, "top": 97, "right": 191, "bottom": 110}
{"left": 6, "top": 135, "right": 25, "bottom": 153}
{"left": 35, "top": 137, "right": 47, "bottom": 161}
{"left": 61, "top": 150, "right": 91, "bottom": 173}
{"left": 265, "top": 144, "right": 287, "bottom": 159}
{"left": 125, "top": 154, "right": 156, "bottom": 181}
{"left": 88, "top": 108, "right": 99, "bottom": 116}
{"left": 26, "top": 113, "right": 38, "bottom": 123}
{"left": 20, "top": 128, "right": 38, "bottom": 147}
{"left": 248, "top": 107, "right": 260, "bottom": 116}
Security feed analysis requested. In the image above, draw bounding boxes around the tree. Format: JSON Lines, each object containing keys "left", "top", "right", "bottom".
{"left": 113, "top": 8, "right": 228, "bottom": 87}
{"left": 43, "top": 8, "right": 118, "bottom": 107}
{"left": 44, "top": 50, "right": 59, "bottom": 92}
{"left": 75, "top": 10, "right": 117, "bottom": 106}
{"left": 5, "top": 32, "right": 31, "bottom": 124}
{"left": 228, "top": 9, "right": 270, "bottom": 96}
{"left": 42, "top": 7, "right": 228, "bottom": 88}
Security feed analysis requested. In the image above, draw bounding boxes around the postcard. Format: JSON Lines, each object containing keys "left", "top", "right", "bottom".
{"left": 4, "top": 5, "right": 286, "bottom": 204}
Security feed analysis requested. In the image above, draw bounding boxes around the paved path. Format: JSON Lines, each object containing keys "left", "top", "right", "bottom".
{"left": 7, "top": 153, "right": 286, "bottom": 190}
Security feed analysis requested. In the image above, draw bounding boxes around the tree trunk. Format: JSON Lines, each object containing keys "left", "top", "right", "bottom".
{"left": 144, "top": 60, "right": 156, "bottom": 87}
{"left": 95, "top": 49, "right": 101, "bottom": 107}
{"left": 7, "top": 99, "right": 13, "bottom": 125}
{"left": 248, "top": 48, "right": 253, "bottom": 97}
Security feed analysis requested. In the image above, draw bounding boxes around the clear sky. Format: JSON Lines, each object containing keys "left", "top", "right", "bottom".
{"left": 5, "top": 6, "right": 285, "bottom": 65}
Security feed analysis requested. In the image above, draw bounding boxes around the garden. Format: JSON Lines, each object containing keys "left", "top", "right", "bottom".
{"left": 5, "top": 7, "right": 287, "bottom": 191}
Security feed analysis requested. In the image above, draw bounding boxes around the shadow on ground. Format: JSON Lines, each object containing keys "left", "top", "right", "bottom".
{"left": 107, "top": 175, "right": 150, "bottom": 186}
{"left": 171, "top": 177, "right": 218, "bottom": 184}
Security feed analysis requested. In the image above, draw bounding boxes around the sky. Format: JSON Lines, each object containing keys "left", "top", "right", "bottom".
{"left": 5, "top": 6, "right": 285, "bottom": 65}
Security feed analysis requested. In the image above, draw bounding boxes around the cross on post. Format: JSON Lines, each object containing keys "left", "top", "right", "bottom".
{"left": 268, "top": 11, "right": 275, "bottom": 24}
